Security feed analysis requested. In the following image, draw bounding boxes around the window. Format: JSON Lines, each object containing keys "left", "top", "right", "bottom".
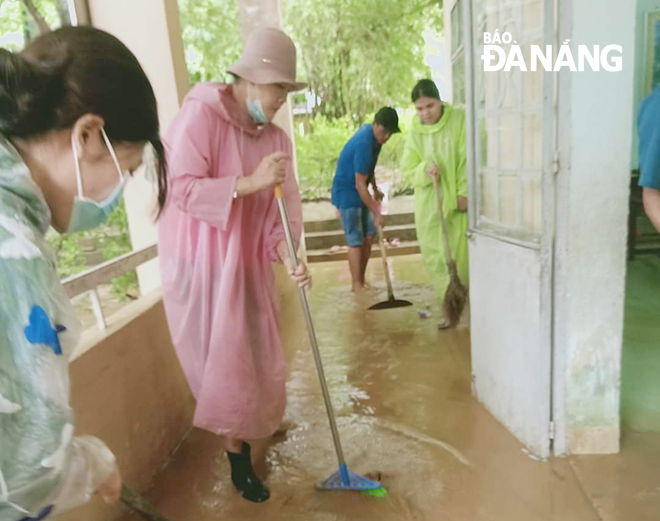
{"left": 471, "top": 0, "right": 546, "bottom": 241}
{"left": 451, "top": 1, "right": 466, "bottom": 106}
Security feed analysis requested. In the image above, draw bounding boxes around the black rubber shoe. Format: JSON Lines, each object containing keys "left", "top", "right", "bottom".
{"left": 227, "top": 442, "right": 270, "bottom": 503}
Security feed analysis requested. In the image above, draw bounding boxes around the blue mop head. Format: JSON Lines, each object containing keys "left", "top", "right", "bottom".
{"left": 317, "top": 464, "right": 382, "bottom": 491}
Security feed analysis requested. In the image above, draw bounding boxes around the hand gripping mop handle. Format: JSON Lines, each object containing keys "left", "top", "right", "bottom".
{"left": 274, "top": 185, "right": 348, "bottom": 469}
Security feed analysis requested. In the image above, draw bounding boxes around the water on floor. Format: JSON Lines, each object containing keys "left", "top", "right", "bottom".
{"left": 120, "top": 255, "right": 659, "bottom": 521}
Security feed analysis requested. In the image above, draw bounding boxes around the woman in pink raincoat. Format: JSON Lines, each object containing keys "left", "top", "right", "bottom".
{"left": 158, "top": 28, "right": 310, "bottom": 503}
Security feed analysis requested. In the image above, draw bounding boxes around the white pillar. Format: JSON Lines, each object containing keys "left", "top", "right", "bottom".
{"left": 86, "top": 0, "right": 189, "bottom": 294}
{"left": 553, "top": 0, "right": 636, "bottom": 454}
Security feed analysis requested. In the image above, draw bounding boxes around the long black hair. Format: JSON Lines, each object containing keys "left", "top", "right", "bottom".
{"left": 0, "top": 26, "right": 167, "bottom": 214}
{"left": 411, "top": 79, "right": 441, "bottom": 103}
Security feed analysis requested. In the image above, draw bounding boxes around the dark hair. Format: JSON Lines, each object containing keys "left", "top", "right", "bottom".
{"left": 0, "top": 26, "right": 167, "bottom": 214}
{"left": 374, "top": 107, "right": 400, "bottom": 134}
{"left": 411, "top": 79, "right": 440, "bottom": 103}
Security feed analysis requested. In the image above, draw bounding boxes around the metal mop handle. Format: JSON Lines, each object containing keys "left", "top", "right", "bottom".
{"left": 377, "top": 225, "right": 395, "bottom": 301}
{"left": 274, "top": 185, "right": 347, "bottom": 467}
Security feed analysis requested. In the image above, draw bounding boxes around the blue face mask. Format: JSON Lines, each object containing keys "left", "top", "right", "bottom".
{"left": 247, "top": 85, "right": 269, "bottom": 125}
{"left": 67, "top": 129, "right": 126, "bottom": 233}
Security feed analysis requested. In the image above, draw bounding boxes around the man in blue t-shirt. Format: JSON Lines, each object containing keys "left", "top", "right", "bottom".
{"left": 638, "top": 87, "right": 660, "bottom": 233}
{"left": 331, "top": 107, "right": 400, "bottom": 291}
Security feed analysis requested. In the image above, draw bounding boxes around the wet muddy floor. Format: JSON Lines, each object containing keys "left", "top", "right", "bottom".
{"left": 121, "top": 255, "right": 660, "bottom": 521}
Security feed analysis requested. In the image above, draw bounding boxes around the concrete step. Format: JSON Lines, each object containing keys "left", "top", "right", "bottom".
{"left": 305, "top": 223, "right": 418, "bottom": 251}
{"left": 303, "top": 211, "right": 416, "bottom": 234}
{"left": 306, "top": 241, "right": 421, "bottom": 263}
{"left": 303, "top": 211, "right": 419, "bottom": 263}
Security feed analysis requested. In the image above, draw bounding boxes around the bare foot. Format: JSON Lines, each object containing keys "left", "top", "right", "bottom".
{"left": 438, "top": 320, "right": 454, "bottom": 330}
{"left": 273, "top": 420, "right": 294, "bottom": 438}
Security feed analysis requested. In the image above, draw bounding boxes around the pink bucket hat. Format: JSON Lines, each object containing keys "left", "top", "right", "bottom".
{"left": 227, "top": 27, "right": 307, "bottom": 91}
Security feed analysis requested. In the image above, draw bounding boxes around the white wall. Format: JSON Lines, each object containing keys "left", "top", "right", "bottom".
{"left": 553, "top": 0, "right": 636, "bottom": 454}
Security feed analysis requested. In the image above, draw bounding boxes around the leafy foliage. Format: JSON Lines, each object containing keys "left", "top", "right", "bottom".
{"left": 46, "top": 203, "right": 138, "bottom": 300}
{"left": 0, "top": 0, "right": 70, "bottom": 51}
{"left": 282, "top": 0, "right": 442, "bottom": 123}
{"left": 295, "top": 115, "right": 354, "bottom": 200}
{"left": 46, "top": 229, "right": 86, "bottom": 278}
{"left": 177, "top": 0, "right": 243, "bottom": 85}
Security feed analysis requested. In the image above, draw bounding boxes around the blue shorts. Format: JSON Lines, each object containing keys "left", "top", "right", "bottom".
{"left": 338, "top": 206, "right": 377, "bottom": 247}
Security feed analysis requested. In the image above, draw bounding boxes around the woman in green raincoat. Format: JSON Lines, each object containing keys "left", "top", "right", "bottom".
{"left": 401, "top": 79, "right": 468, "bottom": 329}
{"left": 0, "top": 27, "right": 167, "bottom": 520}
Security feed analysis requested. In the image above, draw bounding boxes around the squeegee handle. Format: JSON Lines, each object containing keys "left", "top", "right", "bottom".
{"left": 275, "top": 185, "right": 347, "bottom": 467}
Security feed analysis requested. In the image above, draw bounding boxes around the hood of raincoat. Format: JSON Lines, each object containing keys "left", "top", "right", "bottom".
{"left": 410, "top": 104, "right": 457, "bottom": 136}
{"left": 185, "top": 83, "right": 272, "bottom": 138}
{"left": 0, "top": 137, "right": 51, "bottom": 235}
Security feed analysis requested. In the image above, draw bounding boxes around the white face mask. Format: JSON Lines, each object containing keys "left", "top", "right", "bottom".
{"left": 67, "top": 129, "right": 126, "bottom": 233}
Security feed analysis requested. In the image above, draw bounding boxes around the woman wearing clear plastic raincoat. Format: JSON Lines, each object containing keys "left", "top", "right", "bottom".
{"left": 158, "top": 27, "right": 311, "bottom": 504}
{"left": 401, "top": 79, "right": 469, "bottom": 329}
{"left": 0, "top": 27, "right": 167, "bottom": 520}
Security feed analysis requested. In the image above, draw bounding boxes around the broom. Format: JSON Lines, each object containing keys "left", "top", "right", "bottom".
{"left": 432, "top": 175, "right": 468, "bottom": 328}
{"left": 121, "top": 485, "right": 173, "bottom": 521}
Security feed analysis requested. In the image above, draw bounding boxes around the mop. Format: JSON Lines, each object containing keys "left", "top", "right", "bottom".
{"left": 369, "top": 225, "right": 413, "bottom": 310}
{"left": 275, "top": 186, "right": 385, "bottom": 495}
{"left": 432, "top": 176, "right": 468, "bottom": 328}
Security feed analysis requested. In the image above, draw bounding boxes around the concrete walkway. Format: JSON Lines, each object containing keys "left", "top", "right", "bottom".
{"left": 119, "top": 255, "right": 659, "bottom": 521}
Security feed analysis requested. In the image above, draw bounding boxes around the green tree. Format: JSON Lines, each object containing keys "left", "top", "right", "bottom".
{"left": 283, "top": 0, "right": 442, "bottom": 123}
{"left": 0, "top": 0, "right": 70, "bottom": 51}
{"left": 177, "top": 0, "right": 243, "bottom": 85}
{"left": 46, "top": 202, "right": 139, "bottom": 299}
